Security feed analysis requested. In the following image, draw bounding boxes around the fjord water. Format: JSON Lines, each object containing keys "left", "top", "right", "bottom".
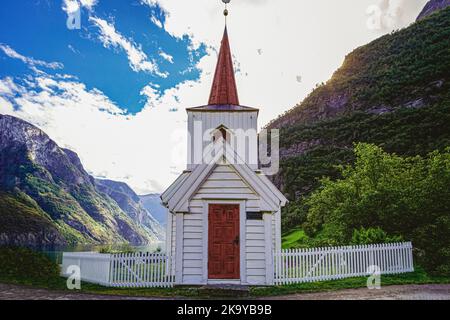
{"left": 40, "top": 242, "right": 165, "bottom": 264}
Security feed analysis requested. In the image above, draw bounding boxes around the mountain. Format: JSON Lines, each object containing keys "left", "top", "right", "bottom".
{"left": 0, "top": 114, "right": 164, "bottom": 246}
{"left": 139, "top": 194, "right": 167, "bottom": 226}
{"left": 266, "top": 7, "right": 450, "bottom": 229}
{"left": 95, "top": 179, "right": 165, "bottom": 237}
{"left": 417, "top": 0, "right": 450, "bottom": 20}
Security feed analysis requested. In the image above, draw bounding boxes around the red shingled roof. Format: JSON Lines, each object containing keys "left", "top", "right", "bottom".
{"left": 208, "top": 27, "right": 240, "bottom": 106}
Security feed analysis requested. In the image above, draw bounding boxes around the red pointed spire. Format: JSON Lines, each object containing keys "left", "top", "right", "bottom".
{"left": 208, "top": 27, "right": 240, "bottom": 106}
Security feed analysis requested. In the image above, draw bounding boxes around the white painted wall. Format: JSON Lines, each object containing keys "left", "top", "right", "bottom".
{"left": 246, "top": 219, "right": 267, "bottom": 285}
{"left": 182, "top": 207, "right": 204, "bottom": 284}
{"left": 187, "top": 111, "right": 259, "bottom": 170}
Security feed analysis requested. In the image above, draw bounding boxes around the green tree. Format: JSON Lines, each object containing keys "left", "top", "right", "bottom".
{"left": 303, "top": 143, "right": 450, "bottom": 274}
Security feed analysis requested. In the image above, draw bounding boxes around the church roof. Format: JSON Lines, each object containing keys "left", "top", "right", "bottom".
{"left": 187, "top": 27, "right": 259, "bottom": 113}
{"left": 186, "top": 104, "right": 259, "bottom": 112}
{"left": 208, "top": 27, "right": 239, "bottom": 106}
{"left": 161, "top": 145, "right": 288, "bottom": 213}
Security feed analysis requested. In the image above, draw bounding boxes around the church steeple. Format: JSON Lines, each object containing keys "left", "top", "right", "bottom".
{"left": 208, "top": 26, "right": 240, "bottom": 106}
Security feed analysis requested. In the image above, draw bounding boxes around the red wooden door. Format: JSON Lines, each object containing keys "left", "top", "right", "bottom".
{"left": 208, "top": 204, "right": 240, "bottom": 279}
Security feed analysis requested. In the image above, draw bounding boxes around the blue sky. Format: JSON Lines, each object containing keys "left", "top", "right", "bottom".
{"left": 0, "top": 0, "right": 206, "bottom": 114}
{"left": 0, "top": 0, "right": 427, "bottom": 193}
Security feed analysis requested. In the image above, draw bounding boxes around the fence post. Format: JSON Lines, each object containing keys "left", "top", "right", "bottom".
{"left": 408, "top": 242, "right": 414, "bottom": 272}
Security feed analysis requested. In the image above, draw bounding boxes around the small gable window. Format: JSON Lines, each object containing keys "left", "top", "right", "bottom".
{"left": 212, "top": 125, "right": 231, "bottom": 142}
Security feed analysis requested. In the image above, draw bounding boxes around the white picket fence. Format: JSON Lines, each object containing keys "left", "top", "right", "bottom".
{"left": 109, "top": 252, "right": 174, "bottom": 288}
{"left": 62, "top": 242, "right": 414, "bottom": 288}
{"left": 273, "top": 242, "right": 414, "bottom": 285}
{"left": 62, "top": 252, "right": 175, "bottom": 288}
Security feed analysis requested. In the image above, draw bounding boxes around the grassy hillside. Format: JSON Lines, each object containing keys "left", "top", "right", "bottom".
{"left": 0, "top": 191, "right": 66, "bottom": 246}
{"left": 266, "top": 8, "right": 450, "bottom": 231}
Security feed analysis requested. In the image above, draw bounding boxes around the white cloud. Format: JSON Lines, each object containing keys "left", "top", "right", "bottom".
{"left": 0, "top": 73, "right": 186, "bottom": 194}
{"left": 159, "top": 51, "right": 174, "bottom": 63}
{"left": 366, "top": 0, "right": 426, "bottom": 31}
{"left": 90, "top": 17, "right": 168, "bottom": 77}
{"left": 150, "top": 15, "right": 163, "bottom": 29}
{"left": 80, "top": 0, "right": 98, "bottom": 10}
{"left": 140, "top": 84, "right": 162, "bottom": 109}
{"left": 141, "top": 0, "right": 159, "bottom": 8}
{"left": 0, "top": 44, "right": 63, "bottom": 70}
{"left": 62, "top": 0, "right": 98, "bottom": 13}
{"left": 0, "top": 96, "right": 14, "bottom": 113}
{"left": 62, "top": 0, "right": 80, "bottom": 14}
{"left": 0, "top": 77, "right": 22, "bottom": 96}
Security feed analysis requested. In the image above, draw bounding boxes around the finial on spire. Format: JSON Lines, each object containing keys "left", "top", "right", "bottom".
{"left": 222, "top": 0, "right": 230, "bottom": 22}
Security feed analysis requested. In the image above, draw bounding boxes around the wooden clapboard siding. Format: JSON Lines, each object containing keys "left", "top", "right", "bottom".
{"left": 275, "top": 209, "right": 281, "bottom": 252}
{"left": 272, "top": 214, "right": 276, "bottom": 250}
{"left": 192, "top": 165, "right": 260, "bottom": 205}
{"left": 171, "top": 214, "right": 176, "bottom": 258}
{"left": 246, "top": 219, "right": 266, "bottom": 285}
{"left": 182, "top": 212, "right": 204, "bottom": 281}
{"left": 201, "top": 179, "right": 249, "bottom": 189}
{"left": 187, "top": 111, "right": 259, "bottom": 170}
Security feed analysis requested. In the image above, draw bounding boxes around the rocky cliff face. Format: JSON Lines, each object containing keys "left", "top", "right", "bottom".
{"left": 139, "top": 194, "right": 167, "bottom": 226}
{"left": 0, "top": 114, "right": 164, "bottom": 246}
{"left": 417, "top": 0, "right": 450, "bottom": 20}
{"left": 95, "top": 179, "right": 165, "bottom": 240}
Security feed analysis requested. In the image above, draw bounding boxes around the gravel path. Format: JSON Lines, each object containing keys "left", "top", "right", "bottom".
{"left": 0, "top": 283, "right": 162, "bottom": 300}
{"left": 263, "top": 284, "right": 450, "bottom": 300}
{"left": 1, "top": 283, "right": 449, "bottom": 300}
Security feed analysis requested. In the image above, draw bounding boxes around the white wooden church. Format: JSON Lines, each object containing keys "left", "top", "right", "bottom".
{"left": 61, "top": 4, "right": 414, "bottom": 289}
{"left": 161, "top": 25, "right": 287, "bottom": 286}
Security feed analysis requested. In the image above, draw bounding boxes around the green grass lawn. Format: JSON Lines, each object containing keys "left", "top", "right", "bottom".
{"left": 2, "top": 266, "right": 449, "bottom": 299}
{"left": 281, "top": 228, "right": 309, "bottom": 249}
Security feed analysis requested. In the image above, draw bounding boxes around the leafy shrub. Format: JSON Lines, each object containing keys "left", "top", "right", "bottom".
{"left": 351, "top": 227, "right": 403, "bottom": 245}
{"left": 281, "top": 201, "right": 309, "bottom": 231}
{"left": 303, "top": 143, "right": 450, "bottom": 274}
{"left": 98, "top": 243, "right": 136, "bottom": 254}
{"left": 0, "top": 247, "right": 60, "bottom": 281}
